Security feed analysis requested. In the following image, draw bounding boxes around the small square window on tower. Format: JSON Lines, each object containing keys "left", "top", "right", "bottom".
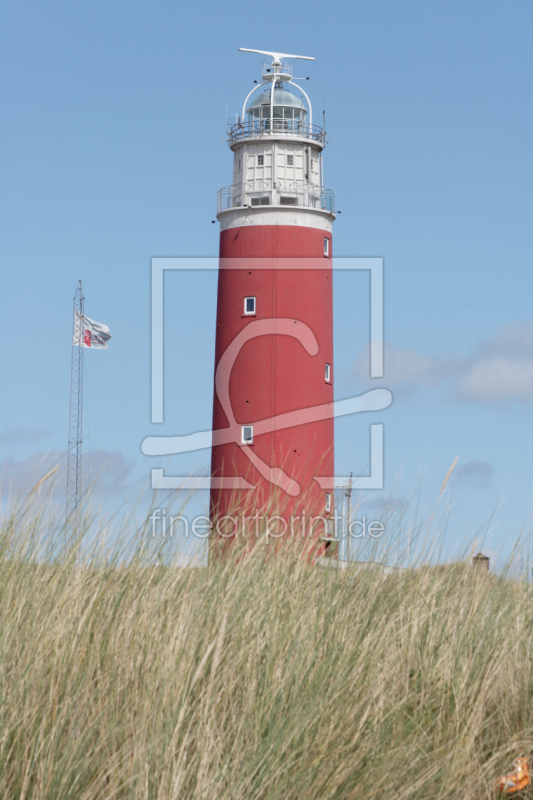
{"left": 242, "top": 425, "right": 253, "bottom": 445}
{"left": 325, "top": 363, "right": 331, "bottom": 383}
{"left": 325, "top": 493, "right": 331, "bottom": 513}
{"left": 257, "top": 154, "right": 264, "bottom": 166}
{"left": 287, "top": 154, "right": 294, "bottom": 166}
{"left": 244, "top": 296, "right": 256, "bottom": 315}
{"left": 324, "top": 237, "right": 329, "bottom": 257}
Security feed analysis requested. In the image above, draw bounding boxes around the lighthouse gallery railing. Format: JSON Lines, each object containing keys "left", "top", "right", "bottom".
{"left": 218, "top": 183, "right": 335, "bottom": 214}
{"left": 228, "top": 120, "right": 326, "bottom": 144}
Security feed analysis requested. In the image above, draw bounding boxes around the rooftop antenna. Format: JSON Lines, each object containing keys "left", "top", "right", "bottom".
{"left": 239, "top": 48, "right": 315, "bottom": 126}
{"left": 66, "top": 280, "right": 84, "bottom": 528}
{"left": 239, "top": 48, "right": 314, "bottom": 64}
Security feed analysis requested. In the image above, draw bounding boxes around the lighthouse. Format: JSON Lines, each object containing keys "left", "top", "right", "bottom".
{"left": 210, "top": 49, "right": 336, "bottom": 556}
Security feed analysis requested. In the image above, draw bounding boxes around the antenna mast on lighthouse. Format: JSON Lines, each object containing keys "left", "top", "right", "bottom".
{"left": 66, "top": 280, "right": 84, "bottom": 522}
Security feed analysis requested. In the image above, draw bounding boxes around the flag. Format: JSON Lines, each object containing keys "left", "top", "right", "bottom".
{"left": 73, "top": 311, "right": 112, "bottom": 349}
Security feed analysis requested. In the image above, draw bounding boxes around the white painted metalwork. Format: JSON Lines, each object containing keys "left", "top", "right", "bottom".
{"left": 229, "top": 121, "right": 324, "bottom": 144}
{"left": 240, "top": 83, "right": 267, "bottom": 123}
{"left": 218, "top": 182, "right": 335, "bottom": 214}
{"left": 220, "top": 49, "right": 334, "bottom": 225}
{"left": 239, "top": 48, "right": 314, "bottom": 124}
{"left": 239, "top": 48, "right": 314, "bottom": 62}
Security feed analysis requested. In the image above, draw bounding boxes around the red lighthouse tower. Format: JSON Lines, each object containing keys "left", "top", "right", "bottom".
{"left": 210, "top": 49, "right": 336, "bottom": 555}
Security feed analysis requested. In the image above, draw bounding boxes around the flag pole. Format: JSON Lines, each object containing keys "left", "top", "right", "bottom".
{"left": 66, "top": 280, "right": 85, "bottom": 528}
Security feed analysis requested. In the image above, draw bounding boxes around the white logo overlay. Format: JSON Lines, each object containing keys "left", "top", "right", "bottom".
{"left": 142, "top": 258, "right": 391, "bottom": 495}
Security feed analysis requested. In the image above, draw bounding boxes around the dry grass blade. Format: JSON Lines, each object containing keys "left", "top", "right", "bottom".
{"left": 26, "top": 464, "right": 60, "bottom": 495}
{"left": 439, "top": 456, "right": 459, "bottom": 497}
{"left": 0, "top": 493, "right": 531, "bottom": 800}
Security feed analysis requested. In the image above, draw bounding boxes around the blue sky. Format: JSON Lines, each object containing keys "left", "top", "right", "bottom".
{"left": 1, "top": 0, "right": 532, "bottom": 565}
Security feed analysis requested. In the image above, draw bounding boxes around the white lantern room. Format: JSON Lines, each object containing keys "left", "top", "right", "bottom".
{"left": 217, "top": 50, "right": 335, "bottom": 225}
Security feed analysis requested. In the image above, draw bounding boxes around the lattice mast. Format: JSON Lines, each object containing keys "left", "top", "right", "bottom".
{"left": 66, "top": 280, "right": 84, "bottom": 521}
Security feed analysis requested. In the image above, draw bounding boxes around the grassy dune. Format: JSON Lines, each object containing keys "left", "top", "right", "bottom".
{"left": 0, "top": 492, "right": 532, "bottom": 799}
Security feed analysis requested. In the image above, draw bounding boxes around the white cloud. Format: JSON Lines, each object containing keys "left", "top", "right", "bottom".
{"left": 351, "top": 321, "right": 533, "bottom": 405}
{"left": 455, "top": 322, "right": 533, "bottom": 403}
{"left": 456, "top": 357, "right": 533, "bottom": 403}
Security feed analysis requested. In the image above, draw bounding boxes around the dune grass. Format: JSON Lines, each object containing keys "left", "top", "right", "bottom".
{"left": 0, "top": 488, "right": 532, "bottom": 799}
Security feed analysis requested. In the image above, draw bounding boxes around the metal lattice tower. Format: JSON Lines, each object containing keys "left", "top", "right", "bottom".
{"left": 66, "top": 280, "right": 84, "bottom": 522}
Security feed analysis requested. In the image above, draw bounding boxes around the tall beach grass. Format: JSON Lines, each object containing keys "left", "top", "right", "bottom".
{"left": 0, "top": 483, "right": 532, "bottom": 799}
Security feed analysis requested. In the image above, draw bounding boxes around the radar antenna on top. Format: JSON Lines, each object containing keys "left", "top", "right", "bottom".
{"left": 239, "top": 48, "right": 314, "bottom": 64}
{"left": 237, "top": 47, "right": 315, "bottom": 123}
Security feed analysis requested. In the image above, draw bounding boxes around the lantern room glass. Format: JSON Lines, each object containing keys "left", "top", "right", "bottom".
{"left": 248, "top": 106, "right": 306, "bottom": 132}
{"left": 247, "top": 87, "right": 308, "bottom": 133}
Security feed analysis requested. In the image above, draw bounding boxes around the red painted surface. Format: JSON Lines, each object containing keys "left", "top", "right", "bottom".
{"left": 210, "top": 224, "right": 334, "bottom": 557}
